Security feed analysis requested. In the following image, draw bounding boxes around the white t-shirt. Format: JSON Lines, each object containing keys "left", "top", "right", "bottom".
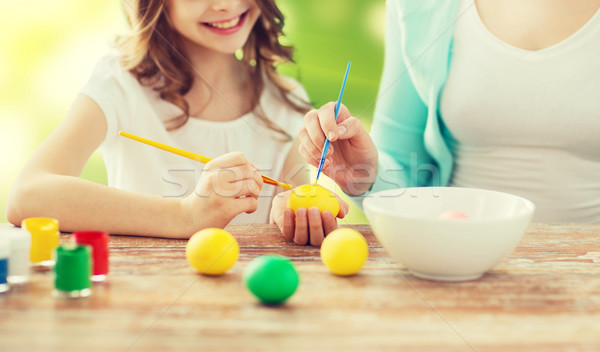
{"left": 440, "top": 0, "right": 600, "bottom": 222}
{"left": 80, "top": 51, "right": 306, "bottom": 224}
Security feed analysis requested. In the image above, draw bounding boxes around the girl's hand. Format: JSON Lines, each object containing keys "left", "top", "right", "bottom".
{"left": 299, "top": 102, "right": 378, "bottom": 195}
{"left": 183, "top": 151, "right": 263, "bottom": 231}
{"left": 270, "top": 190, "right": 350, "bottom": 247}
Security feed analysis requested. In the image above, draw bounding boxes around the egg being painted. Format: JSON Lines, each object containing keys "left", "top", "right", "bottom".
{"left": 287, "top": 184, "right": 340, "bottom": 217}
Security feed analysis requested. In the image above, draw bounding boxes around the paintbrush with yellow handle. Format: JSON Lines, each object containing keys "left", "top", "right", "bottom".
{"left": 119, "top": 131, "right": 292, "bottom": 190}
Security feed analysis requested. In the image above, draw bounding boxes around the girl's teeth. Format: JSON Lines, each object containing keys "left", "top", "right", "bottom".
{"left": 207, "top": 16, "right": 240, "bottom": 29}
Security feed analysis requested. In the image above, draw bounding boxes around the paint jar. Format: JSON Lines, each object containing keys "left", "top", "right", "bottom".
{"left": 22, "top": 217, "right": 60, "bottom": 269}
{"left": 53, "top": 245, "right": 92, "bottom": 299}
{"left": 0, "top": 238, "right": 10, "bottom": 293}
{"left": 73, "top": 231, "right": 109, "bottom": 282}
{"left": 2, "top": 226, "right": 32, "bottom": 284}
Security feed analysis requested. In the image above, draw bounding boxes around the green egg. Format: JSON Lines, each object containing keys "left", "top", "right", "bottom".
{"left": 243, "top": 255, "right": 299, "bottom": 305}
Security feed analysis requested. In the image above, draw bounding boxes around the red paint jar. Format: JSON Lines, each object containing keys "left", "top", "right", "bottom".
{"left": 72, "top": 231, "right": 109, "bottom": 282}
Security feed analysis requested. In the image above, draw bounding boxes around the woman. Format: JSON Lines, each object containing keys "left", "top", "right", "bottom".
{"left": 273, "top": 0, "right": 600, "bottom": 242}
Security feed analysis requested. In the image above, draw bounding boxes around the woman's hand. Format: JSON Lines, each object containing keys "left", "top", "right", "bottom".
{"left": 299, "top": 102, "right": 378, "bottom": 195}
{"left": 183, "top": 151, "right": 263, "bottom": 230}
{"left": 270, "top": 190, "right": 349, "bottom": 247}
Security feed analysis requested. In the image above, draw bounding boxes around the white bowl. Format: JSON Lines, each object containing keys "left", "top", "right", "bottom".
{"left": 363, "top": 187, "right": 535, "bottom": 281}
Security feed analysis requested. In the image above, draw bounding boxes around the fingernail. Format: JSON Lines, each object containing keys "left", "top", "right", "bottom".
{"left": 338, "top": 125, "right": 347, "bottom": 136}
{"left": 327, "top": 131, "right": 335, "bottom": 140}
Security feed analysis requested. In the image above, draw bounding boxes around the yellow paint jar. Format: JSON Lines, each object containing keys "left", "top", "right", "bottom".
{"left": 22, "top": 217, "right": 60, "bottom": 269}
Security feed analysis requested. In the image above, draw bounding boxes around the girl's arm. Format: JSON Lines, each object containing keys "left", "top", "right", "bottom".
{"left": 7, "top": 95, "right": 261, "bottom": 238}
{"left": 269, "top": 137, "right": 348, "bottom": 246}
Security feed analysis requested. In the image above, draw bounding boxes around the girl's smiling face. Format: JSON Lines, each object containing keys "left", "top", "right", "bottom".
{"left": 167, "top": 0, "right": 261, "bottom": 55}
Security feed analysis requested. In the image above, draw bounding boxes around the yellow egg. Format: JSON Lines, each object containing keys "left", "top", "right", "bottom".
{"left": 287, "top": 184, "right": 340, "bottom": 217}
{"left": 185, "top": 228, "right": 239, "bottom": 275}
{"left": 320, "top": 228, "right": 368, "bottom": 276}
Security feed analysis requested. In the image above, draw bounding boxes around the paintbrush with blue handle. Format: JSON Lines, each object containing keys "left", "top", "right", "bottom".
{"left": 314, "top": 61, "right": 351, "bottom": 184}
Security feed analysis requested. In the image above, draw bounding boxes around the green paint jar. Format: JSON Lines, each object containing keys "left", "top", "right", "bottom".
{"left": 53, "top": 245, "right": 92, "bottom": 299}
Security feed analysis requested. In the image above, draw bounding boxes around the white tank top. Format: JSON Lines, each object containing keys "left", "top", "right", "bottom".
{"left": 80, "top": 51, "right": 305, "bottom": 224}
{"left": 440, "top": 0, "right": 600, "bottom": 222}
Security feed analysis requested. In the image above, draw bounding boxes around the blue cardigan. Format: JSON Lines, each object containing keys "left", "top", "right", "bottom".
{"left": 359, "top": 0, "right": 461, "bottom": 200}
{"left": 349, "top": 0, "right": 462, "bottom": 208}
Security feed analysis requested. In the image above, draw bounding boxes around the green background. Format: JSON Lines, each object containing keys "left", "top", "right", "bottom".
{"left": 0, "top": 0, "right": 385, "bottom": 225}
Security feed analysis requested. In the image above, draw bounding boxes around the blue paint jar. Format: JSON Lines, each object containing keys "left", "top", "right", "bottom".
{"left": 0, "top": 238, "right": 9, "bottom": 293}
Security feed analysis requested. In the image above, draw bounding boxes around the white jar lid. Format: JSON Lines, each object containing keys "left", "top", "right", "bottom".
{"left": 0, "top": 225, "right": 32, "bottom": 250}
{"left": 0, "top": 238, "right": 10, "bottom": 258}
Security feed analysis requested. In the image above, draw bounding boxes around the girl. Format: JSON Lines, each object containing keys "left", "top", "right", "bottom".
{"left": 279, "top": 0, "right": 600, "bottom": 239}
{"left": 7, "top": 0, "right": 347, "bottom": 239}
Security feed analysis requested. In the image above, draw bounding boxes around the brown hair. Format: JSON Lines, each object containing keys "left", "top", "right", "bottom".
{"left": 117, "top": 0, "right": 310, "bottom": 136}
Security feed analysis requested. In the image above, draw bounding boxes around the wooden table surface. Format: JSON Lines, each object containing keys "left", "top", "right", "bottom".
{"left": 1, "top": 223, "right": 599, "bottom": 352}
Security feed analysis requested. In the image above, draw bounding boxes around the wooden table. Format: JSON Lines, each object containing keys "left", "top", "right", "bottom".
{"left": 1, "top": 223, "right": 599, "bottom": 351}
